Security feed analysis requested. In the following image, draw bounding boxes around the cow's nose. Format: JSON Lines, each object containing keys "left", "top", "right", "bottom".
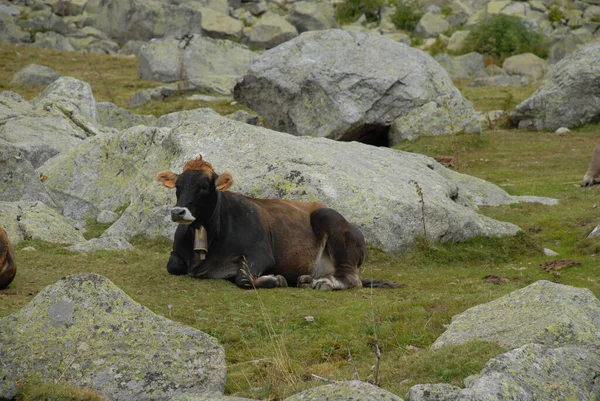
{"left": 171, "top": 207, "right": 186, "bottom": 222}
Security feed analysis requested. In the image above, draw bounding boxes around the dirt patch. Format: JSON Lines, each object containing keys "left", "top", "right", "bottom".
{"left": 482, "top": 274, "right": 509, "bottom": 284}
{"left": 540, "top": 259, "right": 582, "bottom": 272}
{"left": 434, "top": 155, "right": 455, "bottom": 168}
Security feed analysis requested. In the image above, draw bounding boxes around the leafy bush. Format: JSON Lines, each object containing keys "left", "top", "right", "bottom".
{"left": 336, "top": 0, "right": 386, "bottom": 25}
{"left": 462, "top": 14, "right": 548, "bottom": 62}
{"left": 547, "top": 5, "right": 565, "bottom": 23}
{"left": 391, "top": 0, "right": 423, "bottom": 31}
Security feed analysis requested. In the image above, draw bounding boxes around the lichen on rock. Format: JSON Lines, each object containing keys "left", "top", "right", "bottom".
{"left": 0, "top": 274, "right": 226, "bottom": 401}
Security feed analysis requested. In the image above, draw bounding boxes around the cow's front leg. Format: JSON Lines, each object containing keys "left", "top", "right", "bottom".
{"left": 234, "top": 254, "right": 281, "bottom": 289}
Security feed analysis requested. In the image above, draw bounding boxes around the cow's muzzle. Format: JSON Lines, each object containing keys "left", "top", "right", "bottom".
{"left": 171, "top": 207, "right": 196, "bottom": 224}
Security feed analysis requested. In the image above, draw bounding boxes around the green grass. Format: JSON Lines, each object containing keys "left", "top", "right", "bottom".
{"left": 1, "top": 42, "right": 600, "bottom": 400}
{"left": 0, "top": 43, "right": 249, "bottom": 118}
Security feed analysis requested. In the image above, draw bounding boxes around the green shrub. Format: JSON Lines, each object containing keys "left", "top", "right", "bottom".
{"left": 391, "top": 0, "right": 423, "bottom": 31}
{"left": 336, "top": 0, "right": 385, "bottom": 25}
{"left": 547, "top": 5, "right": 565, "bottom": 23}
{"left": 462, "top": 14, "right": 548, "bottom": 62}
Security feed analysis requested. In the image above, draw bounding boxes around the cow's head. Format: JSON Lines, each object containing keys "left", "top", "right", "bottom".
{"left": 156, "top": 156, "right": 233, "bottom": 225}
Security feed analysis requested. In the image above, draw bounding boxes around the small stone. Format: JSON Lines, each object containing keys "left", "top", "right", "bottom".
{"left": 556, "top": 127, "right": 571, "bottom": 135}
{"left": 20, "top": 246, "right": 37, "bottom": 252}
{"left": 543, "top": 248, "right": 559, "bottom": 256}
{"left": 303, "top": 316, "right": 314, "bottom": 322}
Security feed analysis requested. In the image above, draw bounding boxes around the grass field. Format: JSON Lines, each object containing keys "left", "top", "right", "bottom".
{"left": 1, "top": 44, "right": 599, "bottom": 400}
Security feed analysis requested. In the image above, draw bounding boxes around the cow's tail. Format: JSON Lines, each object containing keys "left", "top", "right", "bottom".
{"left": 361, "top": 279, "right": 403, "bottom": 289}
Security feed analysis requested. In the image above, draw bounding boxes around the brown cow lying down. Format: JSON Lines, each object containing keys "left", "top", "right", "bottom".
{"left": 156, "top": 156, "right": 393, "bottom": 290}
{"left": 0, "top": 227, "right": 17, "bottom": 290}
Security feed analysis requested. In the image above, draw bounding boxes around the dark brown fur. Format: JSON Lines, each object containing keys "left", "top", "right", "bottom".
{"left": 156, "top": 157, "right": 381, "bottom": 290}
{"left": 0, "top": 227, "right": 17, "bottom": 290}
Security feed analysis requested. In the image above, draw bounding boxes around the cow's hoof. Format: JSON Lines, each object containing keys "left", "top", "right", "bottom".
{"left": 297, "top": 275, "right": 313, "bottom": 289}
{"left": 313, "top": 279, "right": 334, "bottom": 291}
{"left": 276, "top": 275, "right": 288, "bottom": 288}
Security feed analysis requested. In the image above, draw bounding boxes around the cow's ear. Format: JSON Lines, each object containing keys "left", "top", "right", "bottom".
{"left": 156, "top": 170, "right": 178, "bottom": 188}
{"left": 216, "top": 172, "right": 233, "bottom": 191}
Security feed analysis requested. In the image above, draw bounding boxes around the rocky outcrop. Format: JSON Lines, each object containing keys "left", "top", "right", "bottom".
{"left": 414, "top": 12, "right": 450, "bottom": 37}
{"left": 200, "top": 7, "right": 244, "bottom": 41}
{"left": 0, "top": 12, "right": 31, "bottom": 44}
{"left": 432, "top": 280, "right": 600, "bottom": 350}
{"left": 406, "top": 384, "right": 461, "bottom": 401}
{"left": 66, "top": 237, "right": 134, "bottom": 252}
{"left": 457, "top": 344, "right": 600, "bottom": 401}
{"left": 0, "top": 201, "right": 85, "bottom": 244}
{"left": 10, "top": 63, "right": 60, "bottom": 86}
{"left": 502, "top": 53, "right": 548, "bottom": 81}
{"left": 286, "top": 1, "right": 337, "bottom": 33}
{"left": 102, "top": 111, "right": 517, "bottom": 251}
{"left": 97, "top": 102, "right": 157, "bottom": 130}
{"left": 0, "top": 139, "right": 55, "bottom": 206}
{"left": 434, "top": 52, "right": 485, "bottom": 80}
{"left": 510, "top": 42, "right": 600, "bottom": 130}
{"left": 234, "top": 30, "right": 480, "bottom": 145}
{"left": 38, "top": 125, "right": 172, "bottom": 220}
{"left": 284, "top": 380, "right": 404, "bottom": 401}
{"left": 244, "top": 12, "right": 298, "bottom": 50}
{"left": 83, "top": 0, "right": 203, "bottom": 43}
{"left": 0, "top": 274, "right": 226, "bottom": 400}
{"left": 32, "top": 76, "right": 98, "bottom": 121}
{"left": 138, "top": 35, "right": 257, "bottom": 94}
{"left": 0, "top": 88, "right": 95, "bottom": 168}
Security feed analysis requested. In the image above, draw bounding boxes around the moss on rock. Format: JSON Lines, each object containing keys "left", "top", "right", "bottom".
{"left": 0, "top": 274, "right": 226, "bottom": 401}
{"left": 432, "top": 280, "right": 600, "bottom": 350}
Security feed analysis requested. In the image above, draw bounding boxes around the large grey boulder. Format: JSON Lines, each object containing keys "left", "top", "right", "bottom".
{"left": 456, "top": 343, "right": 600, "bottom": 401}
{"left": 414, "top": 12, "right": 450, "bottom": 37}
{"left": 32, "top": 76, "right": 98, "bottom": 122}
{"left": 244, "top": 12, "right": 298, "bottom": 50}
{"left": 17, "top": 9, "right": 69, "bottom": 35}
{"left": 0, "top": 139, "right": 55, "bottom": 206}
{"left": 138, "top": 36, "right": 257, "bottom": 94}
{"left": 510, "top": 42, "right": 600, "bottom": 130}
{"left": 433, "top": 52, "right": 485, "bottom": 80}
{"left": 200, "top": 7, "right": 243, "bottom": 41}
{"left": 0, "top": 12, "right": 30, "bottom": 44}
{"left": 502, "top": 53, "right": 548, "bottom": 81}
{"left": 284, "top": 380, "right": 404, "bottom": 401}
{"left": 32, "top": 31, "right": 76, "bottom": 51}
{"left": 0, "top": 201, "right": 85, "bottom": 244}
{"left": 0, "top": 91, "right": 89, "bottom": 168}
{"left": 83, "top": 0, "right": 203, "bottom": 43}
{"left": 1, "top": 79, "right": 101, "bottom": 168}
{"left": 67, "top": 26, "right": 120, "bottom": 54}
{"left": 286, "top": 1, "right": 338, "bottom": 33}
{"left": 406, "top": 384, "right": 461, "bottom": 401}
{"left": 432, "top": 280, "right": 600, "bottom": 350}
{"left": 38, "top": 125, "right": 172, "bottom": 220}
{"left": 10, "top": 63, "right": 60, "bottom": 86}
{"left": 97, "top": 101, "right": 157, "bottom": 130}
{"left": 234, "top": 30, "right": 480, "bottom": 144}
{"left": 97, "top": 111, "right": 517, "bottom": 251}
{"left": 0, "top": 274, "right": 226, "bottom": 400}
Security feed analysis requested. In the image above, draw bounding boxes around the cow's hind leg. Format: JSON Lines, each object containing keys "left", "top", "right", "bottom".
{"left": 305, "top": 208, "right": 366, "bottom": 291}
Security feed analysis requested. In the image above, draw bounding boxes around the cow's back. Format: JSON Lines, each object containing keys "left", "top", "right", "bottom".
{"left": 243, "top": 196, "right": 326, "bottom": 278}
